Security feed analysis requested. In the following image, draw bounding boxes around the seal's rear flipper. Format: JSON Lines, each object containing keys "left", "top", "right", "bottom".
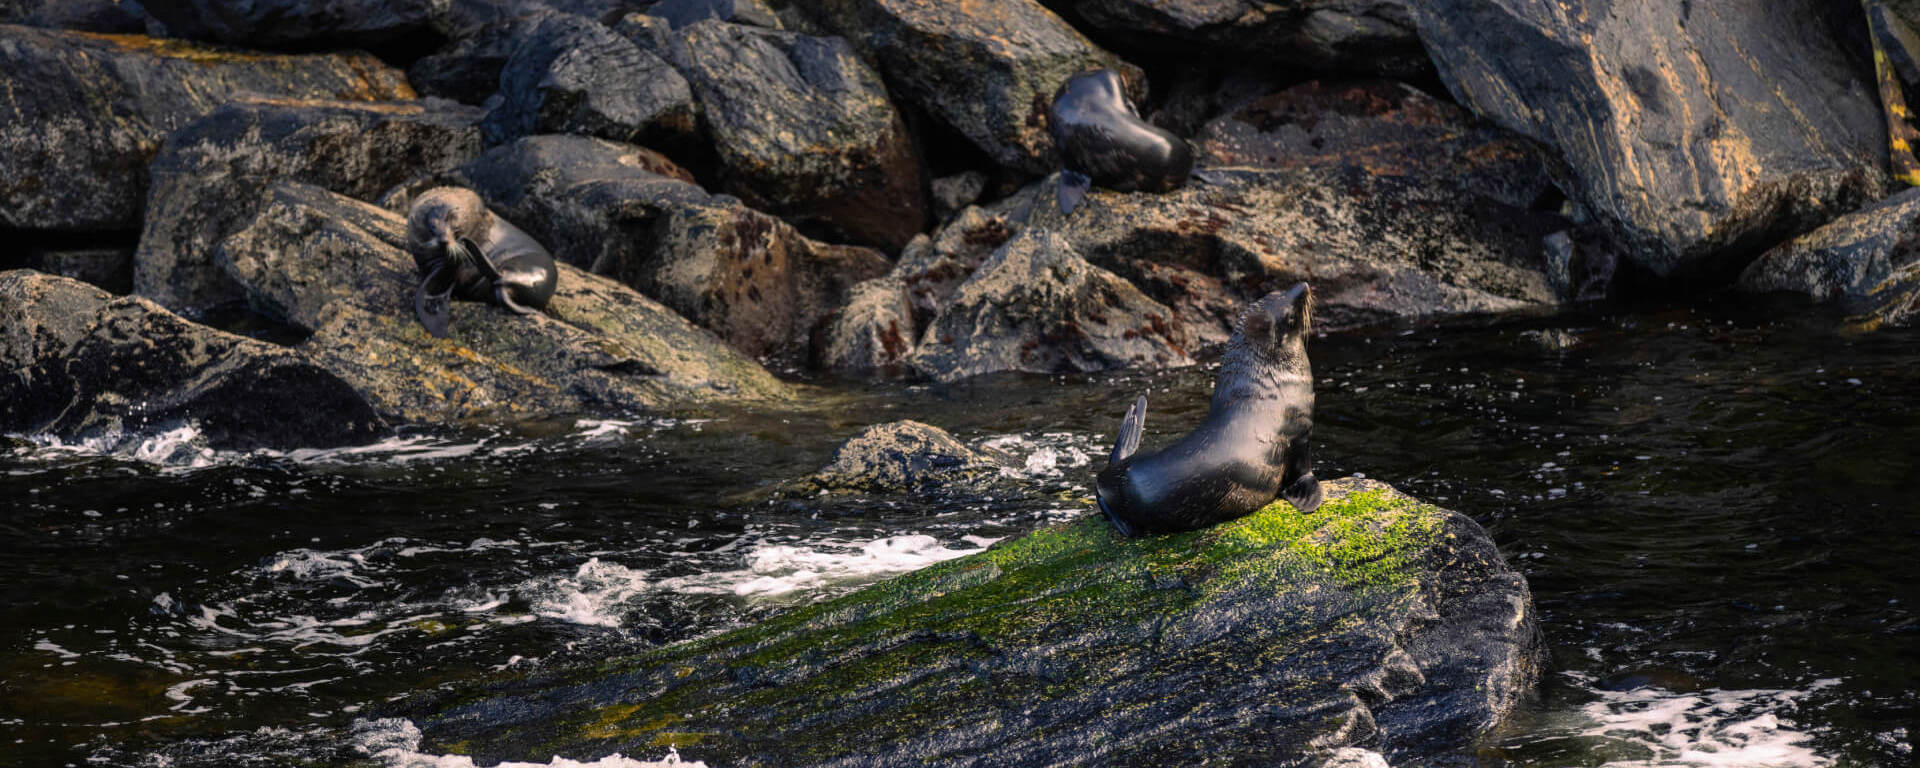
{"left": 495, "top": 285, "right": 538, "bottom": 316}
{"left": 414, "top": 265, "right": 456, "bottom": 339}
{"left": 1282, "top": 473, "right": 1323, "bottom": 514}
{"left": 1110, "top": 394, "right": 1146, "bottom": 464}
{"left": 1097, "top": 493, "right": 1136, "bottom": 538}
{"left": 1057, "top": 170, "right": 1092, "bottom": 215}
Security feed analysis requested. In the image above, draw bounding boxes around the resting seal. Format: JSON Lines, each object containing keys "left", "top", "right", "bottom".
{"left": 1096, "top": 283, "right": 1322, "bottom": 537}
{"left": 406, "top": 187, "right": 558, "bottom": 338}
{"left": 1048, "top": 68, "right": 1194, "bottom": 215}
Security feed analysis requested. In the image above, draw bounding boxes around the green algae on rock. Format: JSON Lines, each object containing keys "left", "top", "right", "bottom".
{"left": 403, "top": 478, "right": 1540, "bottom": 766}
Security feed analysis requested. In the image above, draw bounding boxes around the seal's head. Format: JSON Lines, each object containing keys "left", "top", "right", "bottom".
{"left": 406, "top": 187, "right": 494, "bottom": 268}
{"left": 1235, "top": 282, "right": 1313, "bottom": 359}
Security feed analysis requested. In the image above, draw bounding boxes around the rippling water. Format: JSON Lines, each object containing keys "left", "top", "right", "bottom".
{"left": 3, "top": 302, "right": 1915, "bottom": 767}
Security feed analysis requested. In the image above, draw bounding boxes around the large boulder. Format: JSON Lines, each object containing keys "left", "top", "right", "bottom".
{"left": 906, "top": 229, "right": 1195, "bottom": 382}
{"left": 400, "top": 478, "right": 1542, "bottom": 767}
{"left": 480, "top": 13, "right": 697, "bottom": 150}
{"left": 798, "top": 0, "right": 1132, "bottom": 174}
{"left": 821, "top": 206, "right": 1015, "bottom": 378}
{"left": 631, "top": 17, "right": 926, "bottom": 251}
{"left": 0, "top": 25, "right": 413, "bottom": 233}
{"left": 212, "top": 182, "right": 787, "bottom": 424}
{"left": 1738, "top": 186, "right": 1920, "bottom": 329}
{"left": 135, "top": 97, "right": 486, "bottom": 314}
{"left": 1409, "top": 0, "right": 1889, "bottom": 279}
{"left": 429, "top": 135, "right": 890, "bottom": 365}
{"left": 1045, "top": 0, "right": 1427, "bottom": 77}
{"left": 1002, "top": 81, "right": 1569, "bottom": 344}
{"left": 0, "top": 270, "right": 384, "bottom": 449}
{"left": 818, "top": 276, "right": 916, "bottom": 377}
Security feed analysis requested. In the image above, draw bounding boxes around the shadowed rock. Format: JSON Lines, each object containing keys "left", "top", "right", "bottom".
{"left": 1044, "top": 0, "right": 1428, "bottom": 77}
{"left": 629, "top": 17, "right": 926, "bottom": 251}
{"left": 1410, "top": 0, "right": 1888, "bottom": 279}
{"left": 424, "top": 135, "right": 889, "bottom": 366}
{"left": 480, "top": 13, "right": 696, "bottom": 150}
{"left": 1, "top": 0, "right": 148, "bottom": 32}
{"left": 1738, "top": 186, "right": 1920, "bottom": 329}
{"left": 397, "top": 478, "right": 1541, "bottom": 767}
{"left": 906, "top": 229, "right": 1194, "bottom": 382}
{"left": 135, "top": 98, "right": 486, "bottom": 314}
{"left": 212, "top": 182, "right": 787, "bottom": 424}
{"left": 0, "top": 25, "right": 413, "bottom": 233}
{"left": 139, "top": 0, "right": 437, "bottom": 48}
{"left": 0, "top": 270, "right": 385, "bottom": 449}
{"left": 797, "top": 0, "right": 1132, "bottom": 173}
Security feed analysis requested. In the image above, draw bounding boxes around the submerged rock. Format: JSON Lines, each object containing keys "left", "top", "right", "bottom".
{"left": 907, "top": 229, "right": 1194, "bottom": 382}
{"left": 429, "top": 135, "right": 888, "bottom": 365}
{"left": 403, "top": 478, "right": 1541, "bottom": 767}
{"left": 136, "top": 97, "right": 486, "bottom": 313}
{"left": 212, "top": 182, "right": 787, "bottom": 424}
{"left": 1411, "top": 0, "right": 1888, "bottom": 278}
{"left": 636, "top": 18, "right": 926, "bottom": 251}
{"left": 799, "top": 0, "right": 1131, "bottom": 173}
{"left": 481, "top": 13, "right": 696, "bottom": 150}
{"left": 1738, "top": 187, "right": 1920, "bottom": 329}
{"left": 1047, "top": 0, "right": 1427, "bottom": 77}
{"left": 801, "top": 420, "right": 1003, "bottom": 493}
{"left": 0, "top": 270, "right": 384, "bottom": 449}
{"left": 0, "top": 25, "right": 414, "bottom": 233}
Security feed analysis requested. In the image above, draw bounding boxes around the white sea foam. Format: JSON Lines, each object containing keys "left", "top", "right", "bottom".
{"left": 976, "top": 431, "right": 1097, "bottom": 481}
{"left": 354, "top": 718, "right": 707, "bottom": 768}
{"left": 1576, "top": 677, "right": 1839, "bottom": 767}
{"left": 17, "top": 424, "right": 219, "bottom": 470}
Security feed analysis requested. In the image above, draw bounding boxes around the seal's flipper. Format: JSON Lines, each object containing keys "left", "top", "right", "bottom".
{"left": 1098, "top": 493, "right": 1137, "bottom": 538}
{"left": 495, "top": 284, "right": 538, "bottom": 316}
{"left": 1057, "top": 170, "right": 1092, "bottom": 215}
{"left": 414, "top": 265, "right": 456, "bottom": 339}
{"left": 1110, "top": 394, "right": 1146, "bottom": 464}
{"left": 1282, "top": 473, "right": 1323, "bottom": 514}
{"left": 1280, "top": 429, "right": 1322, "bottom": 513}
{"left": 461, "top": 237, "right": 504, "bottom": 282}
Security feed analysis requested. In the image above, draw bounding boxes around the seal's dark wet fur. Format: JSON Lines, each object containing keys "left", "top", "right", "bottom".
{"left": 1048, "top": 68, "right": 1194, "bottom": 215}
{"left": 1096, "top": 283, "right": 1322, "bottom": 536}
{"left": 406, "top": 187, "right": 558, "bottom": 338}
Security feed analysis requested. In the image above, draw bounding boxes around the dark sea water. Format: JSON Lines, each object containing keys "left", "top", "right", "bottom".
{"left": 2, "top": 302, "right": 1915, "bottom": 767}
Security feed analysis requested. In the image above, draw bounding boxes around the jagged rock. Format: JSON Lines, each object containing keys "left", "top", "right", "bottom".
{"left": 646, "top": 0, "right": 779, "bottom": 28}
{"left": 819, "top": 276, "right": 916, "bottom": 377}
{"left": 798, "top": 0, "right": 1132, "bottom": 173}
{"left": 0, "top": 25, "right": 413, "bottom": 233}
{"left": 930, "top": 171, "right": 989, "bottom": 220}
{"left": 993, "top": 81, "right": 1569, "bottom": 344}
{"left": 428, "top": 135, "right": 889, "bottom": 364}
{"left": 801, "top": 420, "right": 1001, "bottom": 492}
{"left": 135, "top": 98, "right": 486, "bottom": 314}
{"left": 907, "top": 229, "right": 1193, "bottom": 382}
{"left": 1410, "top": 0, "right": 1888, "bottom": 279}
{"left": 635, "top": 18, "right": 925, "bottom": 251}
{"left": 481, "top": 13, "right": 696, "bottom": 150}
{"left": 1738, "top": 187, "right": 1920, "bottom": 329}
{"left": 400, "top": 478, "right": 1542, "bottom": 767}
{"left": 0, "top": 270, "right": 384, "bottom": 448}
{"left": 211, "top": 182, "right": 787, "bottom": 424}
{"left": 1045, "top": 0, "right": 1427, "bottom": 77}
{"left": 139, "top": 0, "right": 435, "bottom": 47}
{"left": 893, "top": 206, "right": 1014, "bottom": 325}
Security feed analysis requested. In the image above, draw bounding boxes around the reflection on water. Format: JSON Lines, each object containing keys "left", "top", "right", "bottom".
{"left": 3, "top": 303, "right": 1916, "bottom": 767}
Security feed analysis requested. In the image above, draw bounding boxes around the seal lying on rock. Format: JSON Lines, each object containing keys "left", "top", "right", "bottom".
{"left": 1048, "top": 68, "right": 1194, "bottom": 215}
{"left": 1096, "top": 283, "right": 1322, "bottom": 536}
{"left": 406, "top": 187, "right": 558, "bottom": 338}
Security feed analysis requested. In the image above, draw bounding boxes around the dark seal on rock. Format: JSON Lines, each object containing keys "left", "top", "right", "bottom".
{"left": 1097, "top": 283, "right": 1321, "bottom": 536}
{"left": 406, "top": 187, "right": 558, "bottom": 338}
{"left": 1048, "top": 68, "right": 1194, "bottom": 215}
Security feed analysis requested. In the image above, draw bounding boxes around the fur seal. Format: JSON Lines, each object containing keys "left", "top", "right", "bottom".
{"left": 1096, "top": 283, "right": 1322, "bottom": 537}
{"left": 406, "top": 187, "right": 558, "bottom": 338}
{"left": 1048, "top": 68, "right": 1195, "bottom": 216}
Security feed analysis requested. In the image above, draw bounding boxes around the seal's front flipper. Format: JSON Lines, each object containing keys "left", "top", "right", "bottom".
{"left": 1057, "top": 170, "right": 1092, "bottom": 215}
{"left": 1110, "top": 394, "right": 1146, "bottom": 464}
{"left": 461, "top": 237, "right": 504, "bottom": 282}
{"left": 1282, "top": 473, "right": 1322, "bottom": 514}
{"left": 495, "top": 285, "right": 538, "bottom": 316}
{"left": 414, "top": 264, "right": 456, "bottom": 339}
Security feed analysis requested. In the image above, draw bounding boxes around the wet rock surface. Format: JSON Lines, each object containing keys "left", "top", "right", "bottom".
{"left": 135, "top": 97, "right": 486, "bottom": 313}
{"left": 0, "top": 270, "right": 385, "bottom": 449}
{"left": 0, "top": 24, "right": 414, "bottom": 233}
{"left": 430, "top": 135, "right": 888, "bottom": 365}
{"left": 798, "top": 0, "right": 1130, "bottom": 173}
{"left": 906, "top": 229, "right": 1194, "bottom": 382}
{"left": 800, "top": 420, "right": 1005, "bottom": 493}
{"left": 481, "top": 13, "right": 696, "bottom": 150}
{"left": 1048, "top": 0, "right": 1428, "bottom": 77}
{"left": 638, "top": 18, "right": 925, "bottom": 251}
{"left": 212, "top": 181, "right": 787, "bottom": 424}
{"left": 1738, "top": 187, "right": 1920, "bottom": 329}
{"left": 1411, "top": 0, "right": 1889, "bottom": 279}
{"left": 402, "top": 478, "right": 1541, "bottom": 767}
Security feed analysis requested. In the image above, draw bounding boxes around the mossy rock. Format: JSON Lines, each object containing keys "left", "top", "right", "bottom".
{"left": 403, "top": 478, "right": 1540, "bottom": 766}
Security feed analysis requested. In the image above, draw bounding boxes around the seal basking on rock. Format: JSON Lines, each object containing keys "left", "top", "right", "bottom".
{"left": 1096, "top": 283, "right": 1322, "bottom": 536}
{"left": 406, "top": 187, "right": 558, "bottom": 338}
{"left": 1048, "top": 68, "right": 1194, "bottom": 215}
